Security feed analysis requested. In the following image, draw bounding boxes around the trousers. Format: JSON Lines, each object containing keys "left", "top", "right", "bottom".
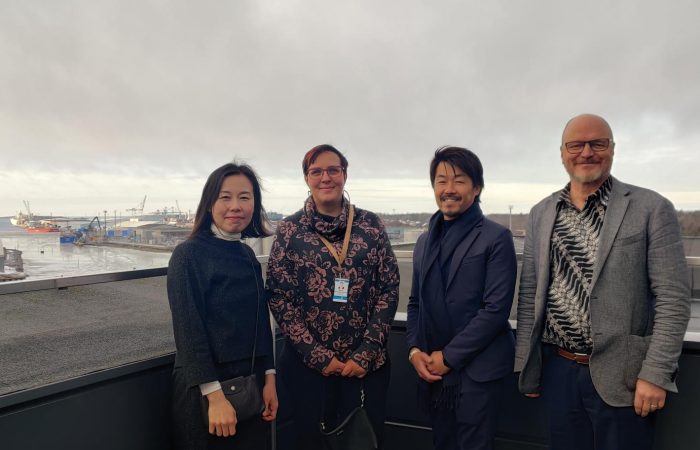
{"left": 541, "top": 345, "right": 655, "bottom": 450}
{"left": 277, "top": 340, "right": 391, "bottom": 450}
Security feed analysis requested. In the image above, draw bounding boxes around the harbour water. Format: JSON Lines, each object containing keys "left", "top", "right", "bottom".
{"left": 0, "top": 217, "right": 171, "bottom": 280}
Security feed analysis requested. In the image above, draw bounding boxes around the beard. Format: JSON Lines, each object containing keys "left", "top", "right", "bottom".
{"left": 565, "top": 159, "right": 611, "bottom": 185}
{"left": 439, "top": 194, "right": 466, "bottom": 219}
{"left": 571, "top": 168, "right": 609, "bottom": 184}
{"left": 563, "top": 153, "right": 613, "bottom": 186}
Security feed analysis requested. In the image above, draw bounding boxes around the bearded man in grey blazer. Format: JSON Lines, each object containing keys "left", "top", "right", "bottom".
{"left": 515, "top": 114, "right": 690, "bottom": 450}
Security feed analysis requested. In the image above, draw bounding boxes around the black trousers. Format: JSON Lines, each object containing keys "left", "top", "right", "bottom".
{"left": 429, "top": 375, "right": 505, "bottom": 450}
{"left": 277, "top": 340, "right": 391, "bottom": 450}
{"left": 541, "top": 345, "right": 656, "bottom": 450}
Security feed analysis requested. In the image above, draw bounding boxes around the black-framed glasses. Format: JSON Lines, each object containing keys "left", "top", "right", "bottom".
{"left": 563, "top": 138, "right": 613, "bottom": 154}
{"left": 306, "top": 166, "right": 344, "bottom": 179}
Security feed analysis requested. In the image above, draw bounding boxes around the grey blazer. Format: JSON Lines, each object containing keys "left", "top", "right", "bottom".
{"left": 515, "top": 177, "right": 690, "bottom": 407}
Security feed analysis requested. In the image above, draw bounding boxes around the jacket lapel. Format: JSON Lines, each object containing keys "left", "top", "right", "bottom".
{"left": 446, "top": 223, "right": 482, "bottom": 290}
{"left": 535, "top": 193, "right": 558, "bottom": 315}
{"left": 591, "top": 177, "right": 630, "bottom": 290}
{"left": 419, "top": 236, "right": 440, "bottom": 288}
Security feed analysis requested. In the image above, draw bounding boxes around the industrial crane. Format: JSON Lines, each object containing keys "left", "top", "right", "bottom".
{"left": 127, "top": 196, "right": 147, "bottom": 217}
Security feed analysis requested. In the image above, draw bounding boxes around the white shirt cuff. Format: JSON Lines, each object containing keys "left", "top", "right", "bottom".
{"left": 199, "top": 381, "right": 222, "bottom": 396}
{"left": 200, "top": 370, "right": 275, "bottom": 395}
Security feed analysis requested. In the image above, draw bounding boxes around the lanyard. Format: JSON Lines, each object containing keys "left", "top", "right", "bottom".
{"left": 317, "top": 205, "right": 355, "bottom": 270}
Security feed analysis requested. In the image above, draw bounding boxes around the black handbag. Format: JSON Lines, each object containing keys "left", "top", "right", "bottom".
{"left": 320, "top": 384, "right": 378, "bottom": 450}
{"left": 200, "top": 251, "right": 265, "bottom": 426}
{"left": 201, "top": 374, "right": 263, "bottom": 424}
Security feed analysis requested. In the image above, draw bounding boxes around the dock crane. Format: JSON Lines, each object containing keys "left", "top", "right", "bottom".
{"left": 23, "top": 201, "right": 32, "bottom": 219}
{"left": 87, "top": 216, "right": 102, "bottom": 231}
{"left": 175, "top": 200, "right": 183, "bottom": 220}
{"left": 127, "top": 196, "right": 147, "bottom": 217}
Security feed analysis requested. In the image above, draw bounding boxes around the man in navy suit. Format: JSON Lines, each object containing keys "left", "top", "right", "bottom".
{"left": 407, "top": 146, "right": 518, "bottom": 450}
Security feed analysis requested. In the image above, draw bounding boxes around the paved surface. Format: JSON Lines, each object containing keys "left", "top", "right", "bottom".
{"left": 0, "top": 256, "right": 414, "bottom": 397}
{"left": 1, "top": 258, "right": 697, "bottom": 397}
{"left": 0, "top": 276, "right": 174, "bottom": 396}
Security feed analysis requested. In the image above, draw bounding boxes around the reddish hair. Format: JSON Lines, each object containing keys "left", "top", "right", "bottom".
{"left": 302, "top": 144, "right": 349, "bottom": 175}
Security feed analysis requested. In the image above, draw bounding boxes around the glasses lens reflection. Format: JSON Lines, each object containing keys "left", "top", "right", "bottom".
{"left": 308, "top": 166, "right": 343, "bottom": 178}
{"left": 564, "top": 138, "right": 611, "bottom": 153}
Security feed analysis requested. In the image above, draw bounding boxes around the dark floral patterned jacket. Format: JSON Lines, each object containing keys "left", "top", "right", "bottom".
{"left": 266, "top": 197, "right": 400, "bottom": 373}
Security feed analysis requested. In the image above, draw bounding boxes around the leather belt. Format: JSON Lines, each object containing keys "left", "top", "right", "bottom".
{"left": 557, "top": 347, "right": 591, "bottom": 365}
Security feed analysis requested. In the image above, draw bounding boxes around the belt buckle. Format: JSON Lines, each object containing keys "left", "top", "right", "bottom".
{"left": 573, "top": 352, "right": 589, "bottom": 364}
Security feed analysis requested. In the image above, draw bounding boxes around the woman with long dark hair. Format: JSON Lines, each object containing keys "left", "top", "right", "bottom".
{"left": 167, "top": 162, "right": 278, "bottom": 450}
{"left": 266, "top": 145, "right": 400, "bottom": 449}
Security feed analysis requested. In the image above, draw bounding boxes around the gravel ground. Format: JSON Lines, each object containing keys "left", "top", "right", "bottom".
{"left": 0, "top": 276, "right": 175, "bottom": 396}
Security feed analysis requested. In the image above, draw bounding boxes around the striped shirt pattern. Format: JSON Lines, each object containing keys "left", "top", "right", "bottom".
{"left": 542, "top": 177, "right": 612, "bottom": 353}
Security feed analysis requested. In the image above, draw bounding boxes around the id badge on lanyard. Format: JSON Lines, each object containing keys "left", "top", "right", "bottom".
{"left": 332, "top": 277, "right": 350, "bottom": 303}
{"left": 318, "top": 205, "right": 355, "bottom": 304}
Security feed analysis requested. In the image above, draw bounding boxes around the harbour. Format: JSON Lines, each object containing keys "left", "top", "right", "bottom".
{"left": 0, "top": 217, "right": 172, "bottom": 280}
{"left": 0, "top": 204, "right": 427, "bottom": 282}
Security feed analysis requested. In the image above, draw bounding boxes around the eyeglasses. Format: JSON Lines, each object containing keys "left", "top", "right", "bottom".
{"left": 306, "top": 166, "right": 344, "bottom": 179}
{"left": 563, "top": 138, "right": 613, "bottom": 154}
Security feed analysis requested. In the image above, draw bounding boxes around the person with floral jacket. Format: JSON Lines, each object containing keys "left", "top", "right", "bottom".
{"left": 266, "top": 144, "right": 399, "bottom": 449}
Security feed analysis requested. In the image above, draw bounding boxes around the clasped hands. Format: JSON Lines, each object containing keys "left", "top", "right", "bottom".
{"left": 322, "top": 356, "right": 367, "bottom": 378}
{"left": 410, "top": 350, "right": 450, "bottom": 383}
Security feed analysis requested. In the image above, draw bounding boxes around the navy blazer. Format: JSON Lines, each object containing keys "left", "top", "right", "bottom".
{"left": 407, "top": 216, "right": 517, "bottom": 383}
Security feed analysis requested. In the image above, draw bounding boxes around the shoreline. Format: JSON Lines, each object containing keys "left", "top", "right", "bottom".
{"left": 82, "top": 241, "right": 174, "bottom": 253}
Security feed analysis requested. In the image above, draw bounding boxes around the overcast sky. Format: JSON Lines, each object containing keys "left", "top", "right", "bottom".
{"left": 1, "top": 0, "right": 698, "bottom": 218}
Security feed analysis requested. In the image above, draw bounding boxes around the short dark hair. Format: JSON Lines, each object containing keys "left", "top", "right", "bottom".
{"left": 429, "top": 146, "right": 484, "bottom": 203}
{"left": 302, "top": 144, "right": 349, "bottom": 175}
{"left": 191, "top": 162, "right": 272, "bottom": 238}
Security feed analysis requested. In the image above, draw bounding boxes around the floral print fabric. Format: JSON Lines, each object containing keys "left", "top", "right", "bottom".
{"left": 266, "top": 197, "right": 400, "bottom": 373}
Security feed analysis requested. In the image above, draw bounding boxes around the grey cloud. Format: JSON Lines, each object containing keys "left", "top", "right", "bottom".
{"left": 0, "top": 0, "right": 698, "bottom": 194}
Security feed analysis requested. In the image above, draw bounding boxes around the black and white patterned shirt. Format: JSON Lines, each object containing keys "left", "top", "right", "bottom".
{"left": 542, "top": 177, "right": 612, "bottom": 353}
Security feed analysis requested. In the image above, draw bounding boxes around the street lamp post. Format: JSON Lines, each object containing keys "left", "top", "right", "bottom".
{"left": 508, "top": 205, "right": 513, "bottom": 231}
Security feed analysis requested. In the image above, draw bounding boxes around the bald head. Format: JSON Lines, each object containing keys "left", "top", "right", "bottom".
{"left": 561, "top": 114, "right": 614, "bottom": 144}
{"left": 560, "top": 113, "right": 615, "bottom": 188}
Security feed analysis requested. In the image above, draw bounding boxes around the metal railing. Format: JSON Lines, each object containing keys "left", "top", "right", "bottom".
{"left": 2, "top": 253, "right": 696, "bottom": 297}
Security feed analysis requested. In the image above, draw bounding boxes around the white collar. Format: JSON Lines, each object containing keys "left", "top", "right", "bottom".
{"left": 210, "top": 223, "right": 241, "bottom": 241}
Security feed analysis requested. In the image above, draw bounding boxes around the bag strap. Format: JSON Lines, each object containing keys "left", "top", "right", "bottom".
{"left": 319, "top": 379, "right": 366, "bottom": 431}
{"left": 245, "top": 245, "right": 261, "bottom": 376}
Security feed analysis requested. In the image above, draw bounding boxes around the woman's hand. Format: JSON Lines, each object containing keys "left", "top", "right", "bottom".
{"left": 262, "top": 374, "right": 279, "bottom": 422}
{"left": 340, "top": 359, "right": 367, "bottom": 378}
{"left": 206, "top": 389, "right": 237, "bottom": 437}
{"left": 322, "top": 357, "right": 346, "bottom": 376}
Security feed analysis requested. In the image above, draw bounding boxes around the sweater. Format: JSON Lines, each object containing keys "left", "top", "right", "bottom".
{"left": 167, "top": 231, "right": 274, "bottom": 389}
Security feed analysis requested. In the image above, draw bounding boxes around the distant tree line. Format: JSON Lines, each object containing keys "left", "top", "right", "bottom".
{"left": 378, "top": 210, "right": 700, "bottom": 236}
{"left": 678, "top": 210, "right": 700, "bottom": 236}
